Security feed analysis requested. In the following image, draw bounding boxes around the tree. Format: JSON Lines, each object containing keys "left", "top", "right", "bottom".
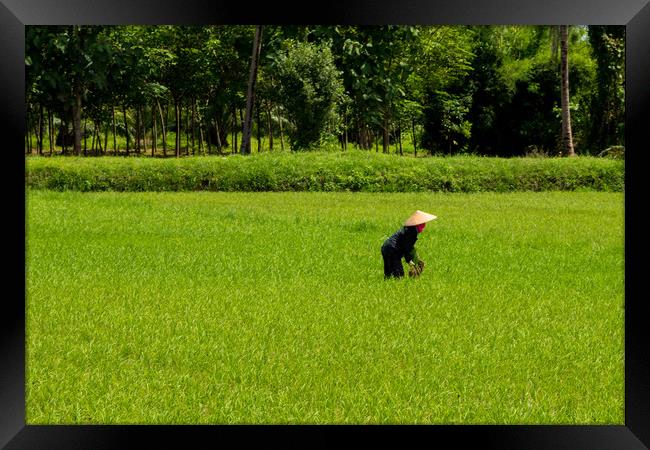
{"left": 588, "top": 25, "right": 625, "bottom": 153}
{"left": 336, "top": 26, "right": 383, "bottom": 149}
{"left": 560, "top": 25, "right": 575, "bottom": 157}
{"left": 271, "top": 40, "right": 345, "bottom": 150}
{"left": 66, "top": 26, "right": 111, "bottom": 155}
{"left": 353, "top": 26, "right": 418, "bottom": 153}
{"left": 416, "top": 26, "right": 474, "bottom": 154}
{"left": 25, "top": 26, "right": 59, "bottom": 154}
{"left": 466, "top": 26, "right": 511, "bottom": 155}
{"left": 326, "top": 26, "right": 419, "bottom": 152}
{"left": 26, "top": 26, "right": 111, "bottom": 155}
{"left": 241, "top": 26, "right": 263, "bottom": 155}
{"left": 201, "top": 26, "right": 254, "bottom": 152}
{"left": 25, "top": 25, "right": 618, "bottom": 158}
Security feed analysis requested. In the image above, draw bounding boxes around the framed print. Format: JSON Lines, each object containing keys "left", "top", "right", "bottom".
{"left": 3, "top": 0, "right": 650, "bottom": 448}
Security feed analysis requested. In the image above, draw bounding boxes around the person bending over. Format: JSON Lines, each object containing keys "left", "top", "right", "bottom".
{"left": 381, "top": 210, "right": 437, "bottom": 279}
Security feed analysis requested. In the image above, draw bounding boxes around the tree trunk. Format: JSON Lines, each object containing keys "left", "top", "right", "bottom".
{"left": 175, "top": 99, "right": 181, "bottom": 157}
{"left": 198, "top": 122, "right": 204, "bottom": 154}
{"left": 26, "top": 115, "right": 31, "bottom": 154}
{"left": 241, "top": 25, "right": 263, "bottom": 155}
{"left": 89, "top": 119, "right": 94, "bottom": 155}
{"left": 48, "top": 109, "right": 54, "bottom": 155}
{"left": 112, "top": 104, "right": 117, "bottom": 155}
{"left": 144, "top": 106, "right": 148, "bottom": 154}
{"left": 30, "top": 109, "right": 36, "bottom": 155}
{"left": 560, "top": 25, "right": 576, "bottom": 157}
{"left": 197, "top": 103, "right": 204, "bottom": 154}
{"left": 382, "top": 113, "right": 390, "bottom": 154}
{"left": 232, "top": 109, "right": 237, "bottom": 154}
{"left": 38, "top": 104, "right": 44, "bottom": 155}
{"left": 135, "top": 105, "right": 144, "bottom": 154}
{"left": 72, "top": 27, "right": 83, "bottom": 156}
{"left": 135, "top": 105, "right": 141, "bottom": 153}
{"left": 123, "top": 105, "right": 129, "bottom": 155}
{"left": 397, "top": 127, "right": 404, "bottom": 156}
{"left": 104, "top": 120, "right": 108, "bottom": 155}
{"left": 96, "top": 121, "right": 102, "bottom": 154}
{"left": 93, "top": 123, "right": 97, "bottom": 154}
{"left": 164, "top": 103, "right": 170, "bottom": 153}
{"left": 61, "top": 119, "right": 67, "bottom": 154}
{"left": 156, "top": 99, "right": 167, "bottom": 157}
{"left": 412, "top": 119, "right": 417, "bottom": 157}
{"left": 344, "top": 114, "right": 348, "bottom": 150}
{"left": 185, "top": 103, "right": 191, "bottom": 156}
{"left": 73, "top": 90, "right": 82, "bottom": 156}
{"left": 279, "top": 113, "right": 285, "bottom": 151}
{"left": 257, "top": 105, "right": 261, "bottom": 153}
{"left": 83, "top": 117, "right": 88, "bottom": 156}
{"left": 394, "top": 128, "right": 398, "bottom": 153}
{"left": 214, "top": 119, "right": 221, "bottom": 153}
{"left": 152, "top": 104, "right": 157, "bottom": 157}
{"left": 97, "top": 122, "right": 104, "bottom": 156}
{"left": 99, "top": 124, "right": 104, "bottom": 154}
{"left": 89, "top": 121, "right": 95, "bottom": 154}
{"left": 191, "top": 99, "right": 196, "bottom": 154}
{"left": 266, "top": 104, "right": 273, "bottom": 151}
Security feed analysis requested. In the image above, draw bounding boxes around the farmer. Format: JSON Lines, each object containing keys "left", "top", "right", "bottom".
{"left": 381, "top": 210, "right": 437, "bottom": 279}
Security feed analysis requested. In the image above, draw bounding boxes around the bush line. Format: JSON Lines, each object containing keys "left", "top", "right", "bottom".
{"left": 25, "top": 151, "right": 624, "bottom": 193}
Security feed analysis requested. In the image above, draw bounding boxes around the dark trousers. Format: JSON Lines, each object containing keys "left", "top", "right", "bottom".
{"left": 381, "top": 246, "right": 404, "bottom": 278}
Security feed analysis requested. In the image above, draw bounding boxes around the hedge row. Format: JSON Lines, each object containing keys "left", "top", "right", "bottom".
{"left": 25, "top": 151, "right": 625, "bottom": 193}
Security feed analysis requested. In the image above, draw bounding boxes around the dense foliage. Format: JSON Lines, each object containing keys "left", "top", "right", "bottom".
{"left": 269, "top": 40, "right": 345, "bottom": 150}
{"left": 26, "top": 152, "right": 624, "bottom": 192}
{"left": 25, "top": 25, "right": 625, "bottom": 157}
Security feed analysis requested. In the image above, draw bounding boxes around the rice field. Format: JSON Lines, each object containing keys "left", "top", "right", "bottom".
{"left": 25, "top": 190, "right": 624, "bottom": 424}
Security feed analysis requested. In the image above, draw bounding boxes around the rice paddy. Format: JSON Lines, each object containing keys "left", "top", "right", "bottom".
{"left": 25, "top": 190, "right": 624, "bottom": 424}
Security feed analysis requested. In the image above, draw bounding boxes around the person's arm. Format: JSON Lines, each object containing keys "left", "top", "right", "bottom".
{"left": 398, "top": 227, "right": 419, "bottom": 263}
{"left": 405, "top": 247, "right": 419, "bottom": 264}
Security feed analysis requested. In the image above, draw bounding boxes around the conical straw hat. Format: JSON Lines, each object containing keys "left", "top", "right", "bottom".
{"left": 404, "top": 210, "right": 437, "bottom": 226}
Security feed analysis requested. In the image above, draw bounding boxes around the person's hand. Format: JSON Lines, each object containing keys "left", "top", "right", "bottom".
{"left": 408, "top": 261, "right": 422, "bottom": 277}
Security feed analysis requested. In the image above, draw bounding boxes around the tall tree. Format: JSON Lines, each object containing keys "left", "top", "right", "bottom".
{"left": 416, "top": 26, "right": 474, "bottom": 154}
{"left": 26, "top": 26, "right": 111, "bottom": 156}
{"left": 65, "top": 26, "right": 111, "bottom": 155}
{"left": 466, "top": 26, "right": 510, "bottom": 155}
{"left": 241, "top": 25, "right": 263, "bottom": 155}
{"left": 270, "top": 39, "right": 345, "bottom": 150}
{"left": 560, "top": 25, "right": 575, "bottom": 156}
{"left": 588, "top": 25, "right": 625, "bottom": 153}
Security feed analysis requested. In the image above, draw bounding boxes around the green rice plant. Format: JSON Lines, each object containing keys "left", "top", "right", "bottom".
{"left": 25, "top": 190, "right": 624, "bottom": 424}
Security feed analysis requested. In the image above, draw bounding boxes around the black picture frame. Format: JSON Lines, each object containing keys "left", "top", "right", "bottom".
{"left": 3, "top": 0, "right": 649, "bottom": 448}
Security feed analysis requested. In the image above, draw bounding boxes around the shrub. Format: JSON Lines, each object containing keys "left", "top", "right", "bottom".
{"left": 26, "top": 151, "right": 624, "bottom": 193}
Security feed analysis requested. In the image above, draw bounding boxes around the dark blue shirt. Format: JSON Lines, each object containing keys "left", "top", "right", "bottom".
{"left": 382, "top": 226, "right": 419, "bottom": 262}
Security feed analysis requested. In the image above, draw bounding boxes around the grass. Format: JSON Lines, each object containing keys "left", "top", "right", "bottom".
{"left": 25, "top": 190, "right": 624, "bottom": 424}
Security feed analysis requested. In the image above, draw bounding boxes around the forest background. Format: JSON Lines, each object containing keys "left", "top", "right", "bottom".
{"left": 24, "top": 25, "right": 625, "bottom": 159}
